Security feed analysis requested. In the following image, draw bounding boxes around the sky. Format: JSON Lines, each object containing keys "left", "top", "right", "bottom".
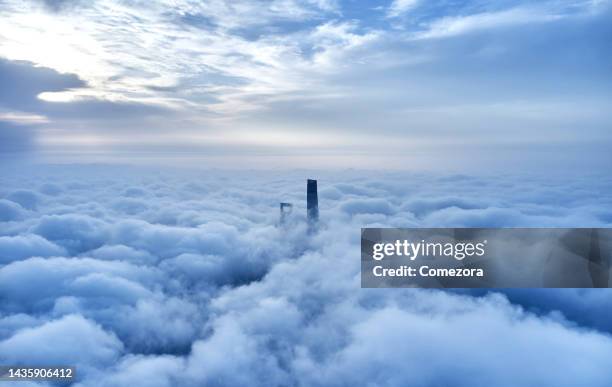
{"left": 2, "top": 3, "right": 612, "bottom": 385}
{"left": 0, "top": 0, "right": 610, "bottom": 169}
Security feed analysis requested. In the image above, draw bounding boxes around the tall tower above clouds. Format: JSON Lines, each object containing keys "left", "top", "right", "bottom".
{"left": 307, "top": 179, "right": 319, "bottom": 225}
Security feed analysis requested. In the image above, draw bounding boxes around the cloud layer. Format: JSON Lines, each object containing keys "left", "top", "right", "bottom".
{"left": 0, "top": 164, "right": 611, "bottom": 386}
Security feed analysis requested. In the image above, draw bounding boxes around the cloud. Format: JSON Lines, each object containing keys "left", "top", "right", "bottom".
{"left": 31, "top": 214, "right": 109, "bottom": 253}
{"left": 0, "top": 57, "right": 171, "bottom": 155}
{"left": 0, "top": 199, "right": 26, "bottom": 222}
{"left": 0, "top": 58, "right": 84, "bottom": 111}
{"left": 6, "top": 189, "right": 40, "bottom": 210}
{"left": 421, "top": 206, "right": 603, "bottom": 228}
{"left": 39, "top": 182, "right": 63, "bottom": 196}
{"left": 295, "top": 293, "right": 612, "bottom": 387}
{"left": 87, "top": 244, "right": 156, "bottom": 265}
{"left": 0, "top": 257, "right": 159, "bottom": 310}
{"left": 0, "top": 164, "right": 611, "bottom": 385}
{"left": 93, "top": 354, "right": 185, "bottom": 387}
{"left": 412, "top": 7, "right": 564, "bottom": 40}
{"left": 112, "top": 198, "right": 149, "bottom": 215}
{"left": 387, "top": 0, "right": 419, "bottom": 18}
{"left": 0, "top": 234, "right": 66, "bottom": 264}
{"left": 0, "top": 313, "right": 42, "bottom": 341}
{"left": 1, "top": 0, "right": 608, "bottom": 167}
{"left": 0, "top": 111, "right": 48, "bottom": 124}
{"left": 0, "top": 251, "right": 198, "bottom": 354}
{"left": 402, "top": 196, "right": 486, "bottom": 217}
{"left": 38, "top": 0, "right": 88, "bottom": 12}
{"left": 107, "top": 297, "right": 200, "bottom": 355}
{"left": 340, "top": 198, "right": 395, "bottom": 215}
{"left": 122, "top": 187, "right": 148, "bottom": 198}
{"left": 484, "top": 288, "right": 612, "bottom": 334}
{"left": 0, "top": 314, "right": 123, "bottom": 368}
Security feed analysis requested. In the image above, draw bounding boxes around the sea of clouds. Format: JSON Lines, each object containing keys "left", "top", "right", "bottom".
{"left": 1, "top": 164, "right": 612, "bottom": 386}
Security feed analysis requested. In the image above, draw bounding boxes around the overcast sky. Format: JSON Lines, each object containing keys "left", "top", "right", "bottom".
{"left": 0, "top": 0, "right": 610, "bottom": 169}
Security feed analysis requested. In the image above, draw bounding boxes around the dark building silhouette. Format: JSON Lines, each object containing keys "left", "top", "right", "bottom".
{"left": 280, "top": 202, "right": 293, "bottom": 224}
{"left": 307, "top": 179, "right": 319, "bottom": 225}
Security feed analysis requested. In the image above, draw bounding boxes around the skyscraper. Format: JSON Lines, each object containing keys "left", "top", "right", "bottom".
{"left": 307, "top": 179, "right": 319, "bottom": 225}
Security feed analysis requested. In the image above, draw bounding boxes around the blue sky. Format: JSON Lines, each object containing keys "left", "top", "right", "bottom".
{"left": 0, "top": 0, "right": 610, "bottom": 169}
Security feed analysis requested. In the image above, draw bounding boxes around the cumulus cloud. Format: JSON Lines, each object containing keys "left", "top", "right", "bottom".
{"left": 30, "top": 214, "right": 109, "bottom": 253}
{"left": 39, "top": 182, "right": 63, "bottom": 196}
{"left": 86, "top": 244, "right": 156, "bottom": 265}
{"left": 0, "top": 233, "right": 66, "bottom": 263}
{"left": 0, "top": 314, "right": 123, "bottom": 367}
{"left": 295, "top": 293, "right": 612, "bottom": 387}
{"left": 0, "top": 199, "right": 25, "bottom": 222}
{"left": 0, "top": 164, "right": 611, "bottom": 386}
{"left": 6, "top": 189, "right": 40, "bottom": 210}
{"left": 0, "top": 257, "right": 159, "bottom": 310}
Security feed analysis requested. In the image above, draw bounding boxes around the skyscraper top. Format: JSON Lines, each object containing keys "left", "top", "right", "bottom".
{"left": 307, "top": 179, "right": 319, "bottom": 226}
